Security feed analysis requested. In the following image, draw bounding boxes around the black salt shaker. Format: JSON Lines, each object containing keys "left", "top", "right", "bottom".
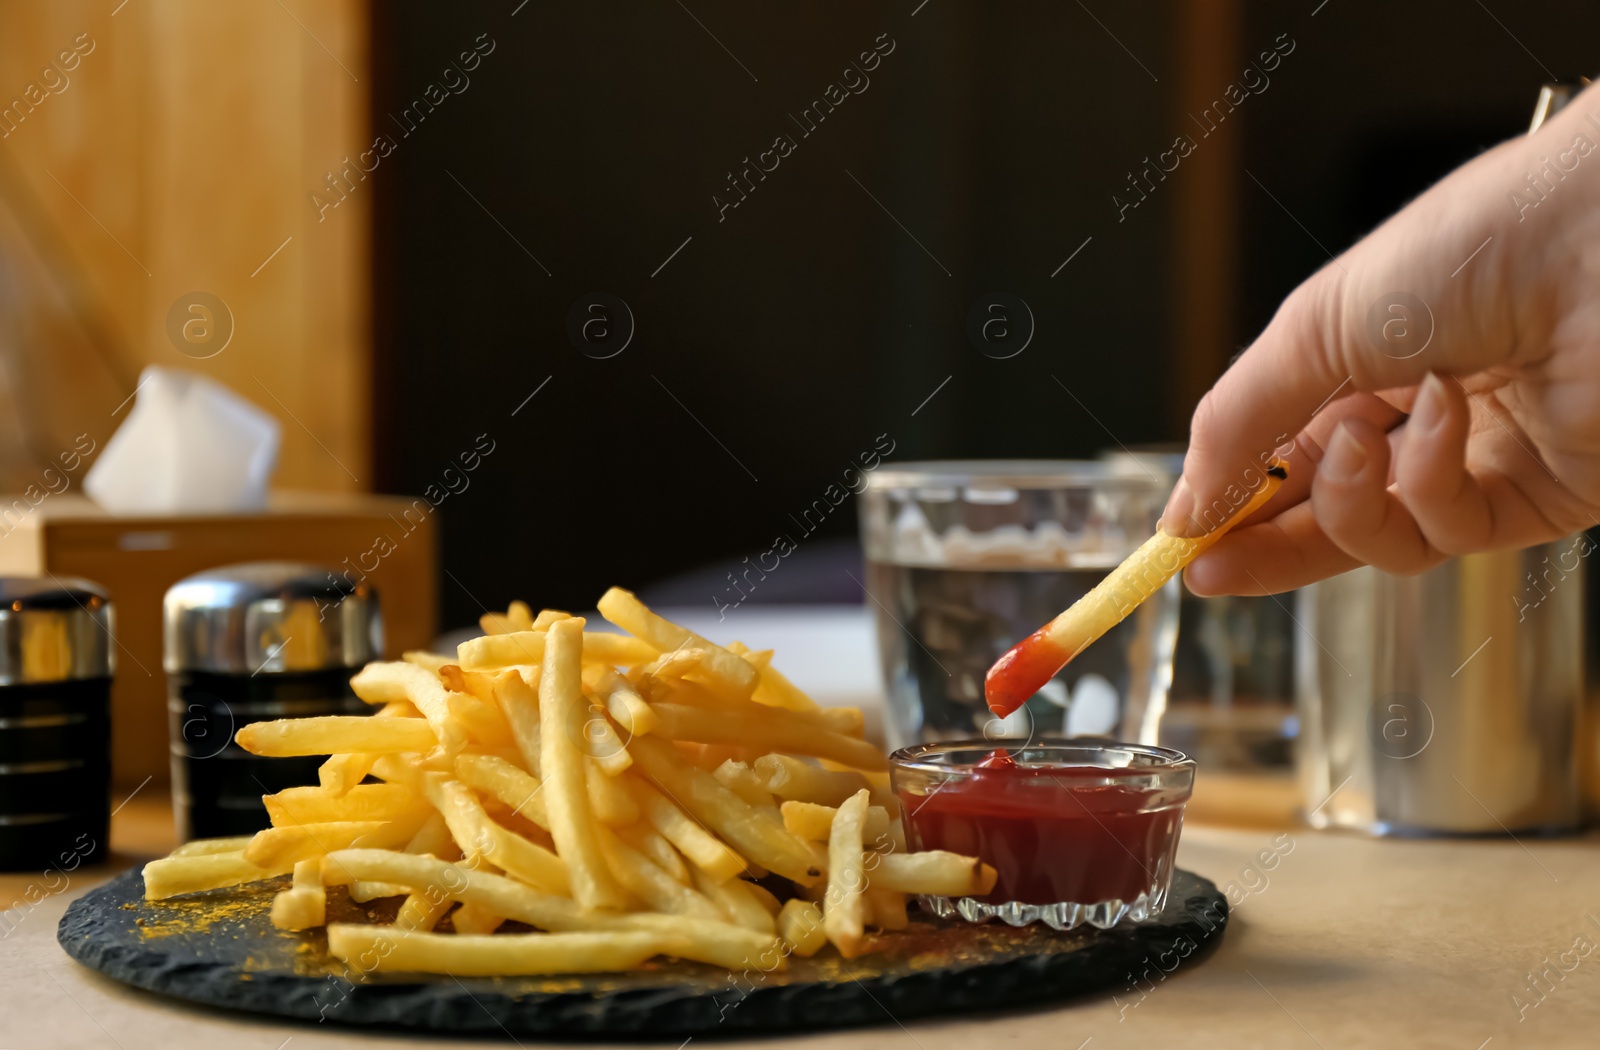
{"left": 164, "top": 563, "right": 382, "bottom": 841}
{"left": 0, "top": 576, "right": 114, "bottom": 871}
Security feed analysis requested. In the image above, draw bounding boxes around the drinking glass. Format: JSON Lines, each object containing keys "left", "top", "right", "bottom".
{"left": 859, "top": 461, "right": 1178, "bottom": 751}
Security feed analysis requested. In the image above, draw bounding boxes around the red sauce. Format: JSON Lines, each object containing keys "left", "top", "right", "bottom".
{"left": 984, "top": 629, "right": 1071, "bottom": 718}
{"left": 899, "top": 757, "right": 1185, "bottom": 905}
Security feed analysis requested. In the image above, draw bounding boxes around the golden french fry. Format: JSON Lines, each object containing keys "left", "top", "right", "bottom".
{"left": 777, "top": 898, "right": 827, "bottom": 957}
{"left": 597, "top": 588, "right": 754, "bottom": 698}
{"left": 404, "top": 811, "right": 457, "bottom": 856}
{"left": 327, "top": 925, "right": 672, "bottom": 977}
{"left": 625, "top": 778, "right": 746, "bottom": 883}
{"left": 531, "top": 608, "right": 570, "bottom": 630}
{"left": 585, "top": 666, "right": 658, "bottom": 737}
{"left": 540, "top": 618, "right": 627, "bottom": 910}
{"left": 440, "top": 686, "right": 516, "bottom": 749}
{"left": 691, "top": 868, "right": 777, "bottom": 934}
{"left": 824, "top": 789, "right": 870, "bottom": 958}
{"left": 743, "top": 880, "right": 782, "bottom": 916}
{"left": 986, "top": 462, "right": 1288, "bottom": 717}
{"left": 732, "top": 643, "right": 821, "bottom": 714}
{"left": 649, "top": 702, "right": 887, "bottom": 772}
{"left": 780, "top": 800, "right": 892, "bottom": 847}
{"left": 395, "top": 891, "right": 454, "bottom": 932}
{"left": 815, "top": 708, "right": 865, "bottom": 737}
{"left": 614, "top": 822, "right": 689, "bottom": 884}
{"left": 349, "top": 661, "right": 469, "bottom": 753}
{"left": 450, "top": 903, "right": 505, "bottom": 935}
{"left": 628, "top": 734, "right": 820, "bottom": 885}
{"left": 713, "top": 760, "right": 777, "bottom": 809}
{"left": 457, "top": 630, "right": 657, "bottom": 671}
{"left": 870, "top": 851, "right": 998, "bottom": 896}
{"left": 402, "top": 651, "right": 453, "bottom": 673}
{"left": 349, "top": 880, "right": 409, "bottom": 903}
{"left": 865, "top": 887, "right": 909, "bottom": 931}
{"left": 264, "top": 783, "right": 421, "bottom": 826}
{"left": 168, "top": 835, "right": 254, "bottom": 857}
{"left": 244, "top": 816, "right": 424, "bottom": 870}
{"left": 757, "top": 756, "right": 872, "bottom": 807}
{"left": 420, "top": 773, "right": 569, "bottom": 894}
{"left": 322, "top": 850, "right": 779, "bottom": 969}
{"left": 454, "top": 753, "right": 550, "bottom": 830}
{"left": 596, "top": 826, "right": 723, "bottom": 921}
{"left": 236, "top": 716, "right": 437, "bottom": 758}
{"left": 493, "top": 668, "right": 543, "bottom": 777}
{"left": 316, "top": 702, "right": 419, "bottom": 796}
{"left": 270, "top": 858, "right": 328, "bottom": 931}
{"left": 142, "top": 850, "right": 288, "bottom": 899}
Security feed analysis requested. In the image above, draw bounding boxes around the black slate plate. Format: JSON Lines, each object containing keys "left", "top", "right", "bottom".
{"left": 59, "top": 869, "right": 1228, "bottom": 1037}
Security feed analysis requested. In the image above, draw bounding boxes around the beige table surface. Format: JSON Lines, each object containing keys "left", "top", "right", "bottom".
{"left": 5, "top": 791, "right": 1599, "bottom": 1050}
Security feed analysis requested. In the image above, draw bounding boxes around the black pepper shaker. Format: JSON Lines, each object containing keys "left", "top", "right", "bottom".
{"left": 163, "top": 563, "right": 382, "bottom": 841}
{"left": 0, "top": 577, "right": 114, "bottom": 871}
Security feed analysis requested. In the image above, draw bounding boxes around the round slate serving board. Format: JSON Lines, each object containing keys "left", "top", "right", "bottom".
{"left": 59, "top": 869, "right": 1228, "bottom": 1037}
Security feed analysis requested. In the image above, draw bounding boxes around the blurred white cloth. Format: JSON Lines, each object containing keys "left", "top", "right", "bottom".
{"left": 85, "top": 367, "right": 279, "bottom": 514}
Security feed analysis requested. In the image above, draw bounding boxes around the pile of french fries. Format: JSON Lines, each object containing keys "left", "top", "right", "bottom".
{"left": 142, "top": 589, "right": 996, "bottom": 976}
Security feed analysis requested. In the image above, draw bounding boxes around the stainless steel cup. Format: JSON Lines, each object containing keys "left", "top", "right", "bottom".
{"left": 1296, "top": 539, "right": 1586, "bottom": 835}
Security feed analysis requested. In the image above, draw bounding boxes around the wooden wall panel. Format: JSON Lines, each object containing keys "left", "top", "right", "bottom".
{"left": 0, "top": 0, "right": 369, "bottom": 490}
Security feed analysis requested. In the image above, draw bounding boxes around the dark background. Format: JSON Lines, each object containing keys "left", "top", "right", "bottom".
{"left": 368, "top": 0, "right": 1600, "bottom": 628}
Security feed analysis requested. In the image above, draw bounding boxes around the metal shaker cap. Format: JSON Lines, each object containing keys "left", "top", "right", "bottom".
{"left": 163, "top": 562, "right": 383, "bottom": 674}
{"left": 0, "top": 577, "right": 115, "bottom": 685}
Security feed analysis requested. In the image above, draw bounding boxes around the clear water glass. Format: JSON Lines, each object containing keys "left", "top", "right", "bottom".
{"left": 859, "top": 461, "right": 1179, "bottom": 751}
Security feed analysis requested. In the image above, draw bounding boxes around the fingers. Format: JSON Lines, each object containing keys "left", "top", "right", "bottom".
{"left": 1311, "top": 418, "right": 1447, "bottom": 574}
{"left": 1187, "top": 376, "right": 1588, "bottom": 594}
{"left": 1184, "top": 503, "right": 1360, "bottom": 596}
{"left": 1257, "top": 392, "right": 1407, "bottom": 520}
{"left": 1392, "top": 373, "right": 1495, "bottom": 554}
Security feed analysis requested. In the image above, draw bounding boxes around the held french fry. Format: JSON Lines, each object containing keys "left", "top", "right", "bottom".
{"left": 986, "top": 459, "right": 1288, "bottom": 717}
{"left": 540, "top": 618, "right": 628, "bottom": 911}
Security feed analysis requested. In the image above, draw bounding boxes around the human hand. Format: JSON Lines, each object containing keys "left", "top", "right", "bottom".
{"left": 1165, "top": 82, "right": 1600, "bottom": 596}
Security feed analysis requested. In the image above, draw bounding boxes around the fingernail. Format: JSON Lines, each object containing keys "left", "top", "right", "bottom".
{"left": 1161, "top": 477, "right": 1199, "bottom": 537}
{"left": 1321, "top": 422, "right": 1369, "bottom": 484}
{"left": 1412, "top": 372, "right": 1449, "bottom": 436}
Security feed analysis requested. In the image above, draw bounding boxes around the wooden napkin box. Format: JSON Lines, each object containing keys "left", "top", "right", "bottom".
{"left": 0, "top": 492, "right": 437, "bottom": 790}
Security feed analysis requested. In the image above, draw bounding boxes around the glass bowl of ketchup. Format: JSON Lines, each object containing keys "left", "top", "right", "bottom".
{"left": 890, "top": 739, "right": 1195, "bottom": 931}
